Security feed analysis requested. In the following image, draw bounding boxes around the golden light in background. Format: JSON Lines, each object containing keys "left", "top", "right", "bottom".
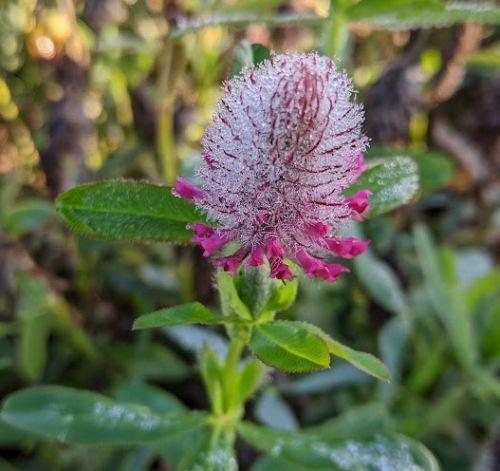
{"left": 34, "top": 36, "right": 56, "bottom": 60}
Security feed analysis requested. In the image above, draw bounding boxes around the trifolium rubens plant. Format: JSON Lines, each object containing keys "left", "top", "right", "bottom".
{"left": 2, "top": 50, "right": 434, "bottom": 471}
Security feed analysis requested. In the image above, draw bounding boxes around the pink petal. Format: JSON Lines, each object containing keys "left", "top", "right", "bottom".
{"left": 347, "top": 189, "right": 371, "bottom": 221}
{"left": 296, "top": 250, "right": 348, "bottom": 283}
{"left": 306, "top": 222, "right": 330, "bottom": 238}
{"left": 213, "top": 249, "right": 248, "bottom": 275}
{"left": 265, "top": 238, "right": 285, "bottom": 259}
{"left": 246, "top": 244, "right": 265, "bottom": 267}
{"left": 269, "top": 258, "right": 293, "bottom": 281}
{"left": 172, "top": 177, "right": 203, "bottom": 202}
{"left": 326, "top": 237, "right": 370, "bottom": 259}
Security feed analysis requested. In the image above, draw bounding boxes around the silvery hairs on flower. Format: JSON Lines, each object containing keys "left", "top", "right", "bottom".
{"left": 174, "top": 52, "right": 371, "bottom": 282}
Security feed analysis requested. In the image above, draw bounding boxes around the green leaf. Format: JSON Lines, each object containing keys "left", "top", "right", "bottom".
{"left": 178, "top": 427, "right": 237, "bottom": 471}
{"left": 0, "top": 386, "right": 206, "bottom": 445}
{"left": 3, "top": 199, "right": 55, "bottom": 237}
{"left": 14, "top": 274, "right": 52, "bottom": 383}
{"left": 236, "top": 359, "right": 266, "bottom": 404}
{"left": 414, "top": 224, "right": 476, "bottom": 371}
{"left": 231, "top": 41, "right": 270, "bottom": 76}
{"left": 249, "top": 321, "right": 330, "bottom": 372}
{"left": 279, "top": 364, "right": 369, "bottom": 396}
{"left": 365, "top": 148, "right": 453, "bottom": 193}
{"left": 346, "top": 156, "right": 419, "bottom": 217}
{"left": 264, "top": 277, "right": 298, "bottom": 314}
{"left": 347, "top": 0, "right": 500, "bottom": 29}
{"left": 114, "top": 380, "right": 186, "bottom": 414}
{"left": 354, "top": 250, "right": 408, "bottom": 315}
{"left": 56, "top": 181, "right": 208, "bottom": 243}
{"left": 299, "top": 322, "right": 391, "bottom": 382}
{"left": 217, "top": 270, "right": 252, "bottom": 320}
{"left": 238, "top": 422, "right": 439, "bottom": 470}
{"left": 133, "top": 302, "right": 223, "bottom": 330}
{"left": 254, "top": 388, "right": 299, "bottom": 431}
{"left": 234, "top": 265, "right": 274, "bottom": 318}
{"left": 104, "top": 342, "right": 191, "bottom": 382}
{"left": 199, "top": 345, "right": 224, "bottom": 415}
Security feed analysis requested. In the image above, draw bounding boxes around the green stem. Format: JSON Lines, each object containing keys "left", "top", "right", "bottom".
{"left": 222, "top": 336, "right": 244, "bottom": 413}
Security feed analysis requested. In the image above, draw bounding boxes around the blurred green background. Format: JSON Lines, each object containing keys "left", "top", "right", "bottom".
{"left": 0, "top": 0, "right": 499, "bottom": 469}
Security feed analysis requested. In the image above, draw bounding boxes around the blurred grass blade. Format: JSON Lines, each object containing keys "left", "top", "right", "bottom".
{"left": 413, "top": 224, "right": 476, "bottom": 371}
{"left": 347, "top": 0, "right": 500, "bottom": 29}
{"left": 56, "top": 181, "right": 209, "bottom": 243}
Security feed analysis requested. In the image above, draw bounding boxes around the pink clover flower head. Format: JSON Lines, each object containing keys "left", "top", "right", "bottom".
{"left": 174, "top": 52, "right": 371, "bottom": 282}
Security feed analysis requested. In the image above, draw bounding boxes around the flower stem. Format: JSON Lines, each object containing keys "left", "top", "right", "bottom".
{"left": 222, "top": 336, "right": 244, "bottom": 413}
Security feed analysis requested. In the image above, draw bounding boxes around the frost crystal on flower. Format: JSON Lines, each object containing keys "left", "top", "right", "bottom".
{"left": 174, "top": 52, "right": 371, "bottom": 282}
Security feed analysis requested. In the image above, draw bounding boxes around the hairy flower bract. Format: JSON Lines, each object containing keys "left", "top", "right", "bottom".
{"left": 174, "top": 52, "right": 371, "bottom": 282}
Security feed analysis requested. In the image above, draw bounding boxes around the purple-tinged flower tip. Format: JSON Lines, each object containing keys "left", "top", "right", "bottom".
{"left": 269, "top": 258, "right": 294, "bottom": 281}
{"left": 296, "top": 250, "right": 349, "bottom": 283}
{"left": 306, "top": 222, "right": 330, "bottom": 238}
{"left": 246, "top": 244, "right": 265, "bottom": 267}
{"left": 265, "top": 238, "right": 285, "bottom": 259}
{"left": 190, "top": 52, "right": 371, "bottom": 282}
{"left": 189, "top": 224, "right": 228, "bottom": 256}
{"left": 347, "top": 190, "right": 371, "bottom": 221}
{"left": 213, "top": 249, "right": 248, "bottom": 275}
{"left": 326, "top": 237, "right": 370, "bottom": 259}
{"left": 173, "top": 177, "right": 203, "bottom": 202}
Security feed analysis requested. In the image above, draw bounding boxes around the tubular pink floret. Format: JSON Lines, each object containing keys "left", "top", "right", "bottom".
{"left": 174, "top": 52, "right": 371, "bottom": 282}
{"left": 296, "top": 250, "right": 349, "bottom": 282}
{"left": 173, "top": 177, "right": 204, "bottom": 202}
{"left": 346, "top": 190, "right": 371, "bottom": 221}
{"left": 326, "top": 237, "right": 370, "bottom": 259}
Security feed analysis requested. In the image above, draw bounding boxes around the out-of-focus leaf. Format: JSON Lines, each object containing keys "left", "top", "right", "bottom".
{"left": 354, "top": 249, "right": 408, "bottom": 315}
{"left": 231, "top": 41, "right": 270, "bottom": 76}
{"left": 365, "top": 148, "right": 453, "bottom": 193}
{"left": 377, "top": 317, "right": 411, "bottom": 403}
{"left": 163, "top": 325, "right": 228, "bottom": 357}
{"left": 133, "top": 302, "right": 224, "bottom": 330}
{"left": 249, "top": 321, "right": 330, "bottom": 372}
{"left": 346, "top": 156, "right": 419, "bottom": 217}
{"left": 299, "top": 323, "right": 391, "bottom": 382}
{"left": 199, "top": 345, "right": 224, "bottom": 415}
{"left": 56, "top": 182, "right": 208, "bottom": 243}
{"left": 254, "top": 388, "right": 299, "bottom": 431}
{"left": 3, "top": 200, "right": 55, "bottom": 237}
{"left": 347, "top": 0, "right": 500, "bottom": 29}
{"left": 236, "top": 359, "right": 266, "bottom": 404}
{"left": 238, "top": 421, "right": 439, "bottom": 470}
{"left": 169, "top": 11, "right": 324, "bottom": 40}
{"left": 0, "top": 386, "right": 206, "bottom": 445}
{"left": 305, "top": 403, "right": 391, "bottom": 441}
{"left": 14, "top": 274, "right": 52, "bottom": 383}
{"left": 0, "top": 418, "right": 36, "bottom": 445}
{"left": 414, "top": 224, "right": 476, "bottom": 371}
{"left": 114, "top": 380, "right": 186, "bottom": 414}
{"left": 178, "top": 427, "right": 237, "bottom": 471}
{"left": 279, "top": 363, "right": 370, "bottom": 396}
{"left": 105, "top": 342, "right": 191, "bottom": 382}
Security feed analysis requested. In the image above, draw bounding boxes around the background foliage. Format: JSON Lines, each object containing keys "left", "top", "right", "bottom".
{"left": 0, "top": 0, "right": 499, "bottom": 469}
